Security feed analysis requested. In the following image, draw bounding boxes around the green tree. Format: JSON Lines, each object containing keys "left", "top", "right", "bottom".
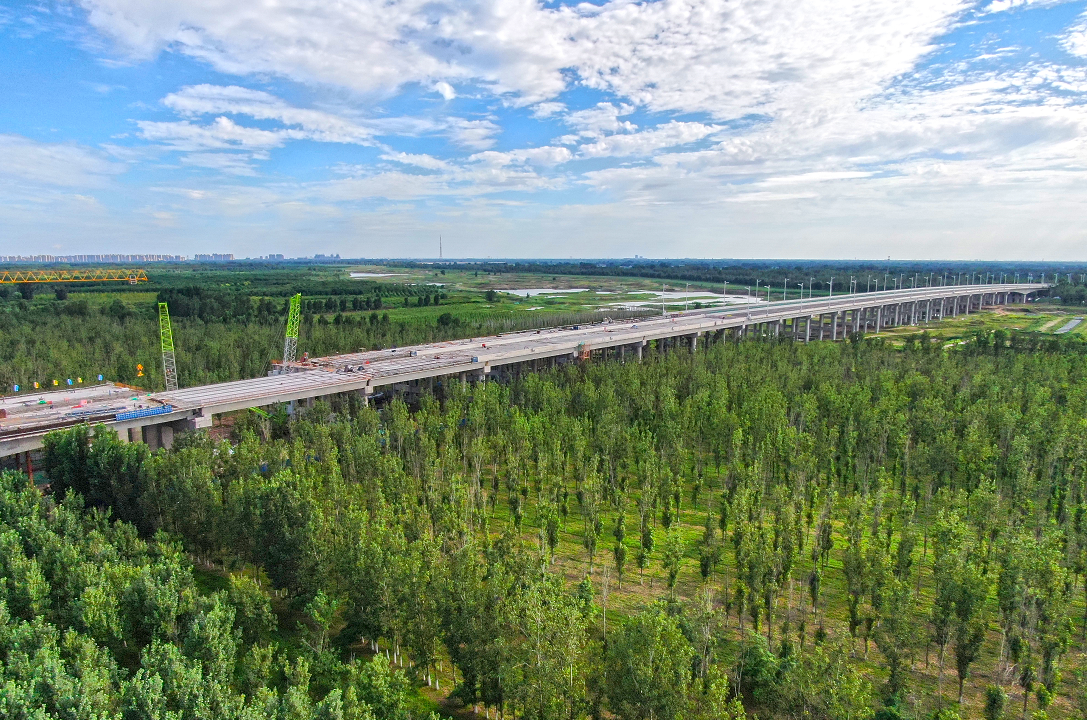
{"left": 661, "top": 527, "right": 685, "bottom": 598}
{"left": 872, "top": 578, "right": 918, "bottom": 699}
{"left": 984, "top": 685, "right": 1008, "bottom": 720}
{"left": 606, "top": 608, "right": 694, "bottom": 720}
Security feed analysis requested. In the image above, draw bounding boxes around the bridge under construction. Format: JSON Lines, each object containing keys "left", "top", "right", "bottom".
{"left": 0, "top": 283, "right": 1047, "bottom": 459}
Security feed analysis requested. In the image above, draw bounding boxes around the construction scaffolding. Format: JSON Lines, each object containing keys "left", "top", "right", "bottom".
{"left": 158, "top": 302, "right": 178, "bottom": 392}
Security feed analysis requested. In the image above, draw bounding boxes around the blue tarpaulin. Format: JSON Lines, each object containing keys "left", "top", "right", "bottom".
{"left": 115, "top": 405, "right": 174, "bottom": 422}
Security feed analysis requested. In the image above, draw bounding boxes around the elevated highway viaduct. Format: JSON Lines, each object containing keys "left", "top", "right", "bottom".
{"left": 0, "top": 283, "right": 1047, "bottom": 458}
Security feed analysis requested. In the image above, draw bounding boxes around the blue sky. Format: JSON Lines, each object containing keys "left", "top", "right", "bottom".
{"left": 2, "top": 0, "right": 1087, "bottom": 259}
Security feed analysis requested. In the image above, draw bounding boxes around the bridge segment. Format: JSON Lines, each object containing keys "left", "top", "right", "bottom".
{"left": 0, "top": 283, "right": 1047, "bottom": 457}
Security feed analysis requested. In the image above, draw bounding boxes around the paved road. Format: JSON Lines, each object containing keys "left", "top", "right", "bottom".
{"left": 1055, "top": 317, "right": 1083, "bottom": 334}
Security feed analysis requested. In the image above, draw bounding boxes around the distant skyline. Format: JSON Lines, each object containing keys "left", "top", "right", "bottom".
{"left": 3, "top": 1, "right": 1087, "bottom": 260}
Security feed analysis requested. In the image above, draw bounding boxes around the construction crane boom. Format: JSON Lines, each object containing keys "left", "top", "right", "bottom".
{"left": 158, "top": 302, "right": 179, "bottom": 392}
{"left": 0, "top": 268, "right": 148, "bottom": 284}
{"left": 283, "top": 293, "right": 302, "bottom": 364}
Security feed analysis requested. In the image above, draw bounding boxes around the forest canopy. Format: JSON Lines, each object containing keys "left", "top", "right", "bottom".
{"left": 6, "top": 333, "right": 1087, "bottom": 719}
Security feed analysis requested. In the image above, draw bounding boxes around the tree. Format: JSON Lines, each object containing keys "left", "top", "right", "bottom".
{"left": 984, "top": 685, "right": 1008, "bottom": 720}
{"left": 842, "top": 499, "right": 868, "bottom": 655}
{"left": 227, "top": 573, "right": 277, "bottom": 645}
{"left": 42, "top": 424, "right": 90, "bottom": 499}
{"left": 614, "top": 541, "right": 628, "bottom": 590}
{"left": 638, "top": 522, "right": 654, "bottom": 582}
{"left": 952, "top": 559, "right": 990, "bottom": 704}
{"left": 699, "top": 513, "right": 720, "bottom": 583}
{"left": 872, "top": 578, "right": 918, "bottom": 699}
{"left": 661, "top": 527, "right": 684, "bottom": 598}
{"left": 931, "top": 511, "right": 966, "bottom": 698}
{"left": 605, "top": 608, "right": 694, "bottom": 720}
{"left": 688, "top": 666, "right": 745, "bottom": 720}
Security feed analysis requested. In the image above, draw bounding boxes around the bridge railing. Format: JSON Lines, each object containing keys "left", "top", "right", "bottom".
{"left": 697, "top": 283, "right": 1045, "bottom": 323}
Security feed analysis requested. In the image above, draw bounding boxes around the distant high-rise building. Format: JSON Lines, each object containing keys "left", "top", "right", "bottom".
{"left": 194, "top": 254, "right": 235, "bottom": 262}
{"left": 0, "top": 254, "right": 185, "bottom": 263}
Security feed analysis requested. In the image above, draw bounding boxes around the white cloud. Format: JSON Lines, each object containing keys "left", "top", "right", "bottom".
{"left": 571, "top": 0, "right": 972, "bottom": 121}
{"left": 434, "top": 82, "right": 457, "bottom": 101}
{"left": 563, "top": 103, "right": 637, "bottom": 139}
{"left": 180, "top": 152, "right": 262, "bottom": 176}
{"left": 726, "top": 191, "right": 819, "bottom": 202}
{"left": 137, "top": 117, "right": 287, "bottom": 151}
{"left": 985, "top": 0, "right": 1072, "bottom": 12}
{"left": 162, "top": 84, "right": 374, "bottom": 144}
{"left": 444, "top": 118, "right": 501, "bottom": 149}
{"left": 77, "top": 0, "right": 574, "bottom": 103}
{"left": 310, "top": 163, "right": 561, "bottom": 202}
{"left": 34, "top": 0, "right": 1087, "bottom": 258}
{"left": 381, "top": 152, "right": 453, "bottom": 171}
{"left": 761, "top": 171, "right": 875, "bottom": 186}
{"left": 577, "top": 121, "right": 719, "bottom": 158}
{"left": 470, "top": 146, "right": 572, "bottom": 166}
{"left": 0, "top": 134, "right": 123, "bottom": 187}
{"left": 532, "top": 101, "right": 566, "bottom": 118}
{"left": 1061, "top": 13, "right": 1087, "bottom": 58}
{"left": 78, "top": 0, "right": 968, "bottom": 120}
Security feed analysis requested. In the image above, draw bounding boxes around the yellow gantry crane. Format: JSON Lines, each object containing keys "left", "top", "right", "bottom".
{"left": 283, "top": 293, "right": 302, "bottom": 364}
{"left": 158, "top": 302, "right": 179, "bottom": 392}
{"left": 0, "top": 268, "right": 148, "bottom": 284}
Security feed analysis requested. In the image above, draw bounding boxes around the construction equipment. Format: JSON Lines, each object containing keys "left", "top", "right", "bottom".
{"left": 158, "top": 302, "right": 178, "bottom": 392}
{"left": 0, "top": 268, "right": 148, "bottom": 285}
{"left": 283, "top": 293, "right": 301, "bottom": 364}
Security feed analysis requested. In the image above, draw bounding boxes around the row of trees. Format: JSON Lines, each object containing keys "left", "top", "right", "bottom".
{"left": 34, "top": 334, "right": 1087, "bottom": 719}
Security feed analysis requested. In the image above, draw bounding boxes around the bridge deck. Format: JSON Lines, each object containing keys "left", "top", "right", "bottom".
{"left": 0, "top": 283, "right": 1046, "bottom": 455}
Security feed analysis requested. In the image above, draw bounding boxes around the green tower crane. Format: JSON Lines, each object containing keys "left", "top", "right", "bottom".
{"left": 283, "top": 293, "right": 302, "bottom": 364}
{"left": 158, "top": 302, "right": 178, "bottom": 392}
